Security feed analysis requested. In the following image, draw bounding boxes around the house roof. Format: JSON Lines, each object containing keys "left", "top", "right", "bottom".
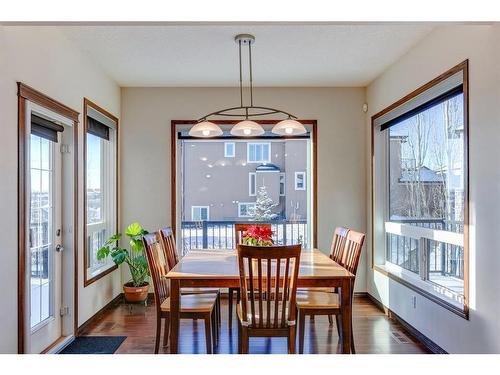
{"left": 399, "top": 166, "right": 443, "bottom": 183}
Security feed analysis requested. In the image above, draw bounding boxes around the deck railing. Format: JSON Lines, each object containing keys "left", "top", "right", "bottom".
{"left": 180, "top": 220, "right": 308, "bottom": 255}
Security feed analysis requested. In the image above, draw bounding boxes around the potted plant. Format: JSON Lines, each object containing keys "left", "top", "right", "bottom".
{"left": 242, "top": 225, "right": 274, "bottom": 246}
{"left": 97, "top": 222, "right": 150, "bottom": 303}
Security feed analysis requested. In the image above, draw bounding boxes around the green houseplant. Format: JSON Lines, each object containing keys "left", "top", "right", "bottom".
{"left": 97, "top": 222, "right": 150, "bottom": 302}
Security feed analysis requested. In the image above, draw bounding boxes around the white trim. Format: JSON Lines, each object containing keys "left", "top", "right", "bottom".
{"left": 248, "top": 172, "right": 256, "bottom": 196}
{"left": 279, "top": 173, "right": 286, "bottom": 196}
{"left": 247, "top": 142, "right": 271, "bottom": 163}
{"left": 238, "top": 202, "right": 256, "bottom": 218}
{"left": 191, "top": 206, "right": 210, "bottom": 221}
{"left": 385, "top": 221, "right": 463, "bottom": 247}
{"left": 294, "top": 171, "right": 306, "bottom": 190}
{"left": 224, "top": 142, "right": 235, "bottom": 157}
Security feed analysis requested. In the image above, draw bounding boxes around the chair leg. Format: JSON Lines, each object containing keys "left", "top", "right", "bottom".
{"left": 328, "top": 315, "right": 333, "bottom": 325}
{"left": 154, "top": 315, "right": 161, "bottom": 354}
{"left": 228, "top": 288, "right": 234, "bottom": 329}
{"left": 298, "top": 310, "right": 306, "bottom": 354}
{"left": 204, "top": 316, "right": 213, "bottom": 354}
{"left": 240, "top": 326, "right": 249, "bottom": 354}
{"left": 211, "top": 310, "right": 218, "bottom": 351}
{"left": 216, "top": 293, "right": 221, "bottom": 326}
{"left": 163, "top": 314, "right": 170, "bottom": 347}
{"left": 237, "top": 319, "right": 242, "bottom": 353}
{"left": 351, "top": 316, "right": 356, "bottom": 354}
{"left": 288, "top": 325, "right": 296, "bottom": 354}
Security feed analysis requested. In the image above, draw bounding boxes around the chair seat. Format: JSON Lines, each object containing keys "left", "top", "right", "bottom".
{"left": 296, "top": 291, "right": 340, "bottom": 309}
{"left": 236, "top": 301, "right": 293, "bottom": 327}
{"left": 160, "top": 293, "right": 218, "bottom": 313}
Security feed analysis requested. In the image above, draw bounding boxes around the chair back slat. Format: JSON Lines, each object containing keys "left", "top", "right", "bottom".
{"left": 159, "top": 227, "right": 179, "bottom": 270}
{"left": 234, "top": 223, "right": 272, "bottom": 245}
{"left": 237, "top": 244, "right": 301, "bottom": 329}
{"left": 339, "top": 230, "right": 366, "bottom": 276}
{"left": 330, "top": 226, "right": 350, "bottom": 264}
{"left": 143, "top": 232, "right": 170, "bottom": 311}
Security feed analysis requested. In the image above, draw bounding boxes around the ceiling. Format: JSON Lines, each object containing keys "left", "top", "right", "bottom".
{"left": 60, "top": 24, "right": 435, "bottom": 87}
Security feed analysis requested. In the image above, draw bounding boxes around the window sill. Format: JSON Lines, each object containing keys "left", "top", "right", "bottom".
{"left": 84, "top": 263, "right": 118, "bottom": 287}
{"left": 374, "top": 263, "right": 468, "bottom": 320}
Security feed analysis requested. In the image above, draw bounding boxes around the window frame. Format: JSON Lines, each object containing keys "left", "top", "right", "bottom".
{"left": 224, "top": 142, "right": 235, "bottom": 158}
{"left": 247, "top": 142, "right": 271, "bottom": 163}
{"left": 370, "top": 61, "right": 469, "bottom": 319}
{"left": 279, "top": 173, "right": 286, "bottom": 196}
{"left": 248, "top": 172, "right": 256, "bottom": 196}
{"left": 191, "top": 206, "right": 210, "bottom": 221}
{"left": 83, "top": 98, "right": 119, "bottom": 287}
{"left": 295, "top": 171, "right": 306, "bottom": 190}
{"left": 238, "top": 202, "right": 256, "bottom": 218}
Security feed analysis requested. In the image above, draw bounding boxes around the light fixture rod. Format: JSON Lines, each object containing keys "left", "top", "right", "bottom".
{"left": 238, "top": 40, "right": 243, "bottom": 108}
{"left": 248, "top": 41, "right": 253, "bottom": 107}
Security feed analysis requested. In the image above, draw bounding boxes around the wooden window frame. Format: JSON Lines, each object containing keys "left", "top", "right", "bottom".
{"left": 370, "top": 60, "right": 470, "bottom": 319}
{"left": 83, "top": 98, "right": 119, "bottom": 287}
{"left": 170, "top": 120, "right": 318, "bottom": 248}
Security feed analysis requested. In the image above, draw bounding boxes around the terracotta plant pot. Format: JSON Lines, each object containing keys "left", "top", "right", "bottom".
{"left": 123, "top": 282, "right": 149, "bottom": 303}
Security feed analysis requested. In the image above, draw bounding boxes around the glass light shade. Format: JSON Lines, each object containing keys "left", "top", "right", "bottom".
{"left": 189, "top": 121, "right": 223, "bottom": 137}
{"left": 230, "top": 120, "right": 265, "bottom": 136}
{"left": 272, "top": 119, "right": 307, "bottom": 136}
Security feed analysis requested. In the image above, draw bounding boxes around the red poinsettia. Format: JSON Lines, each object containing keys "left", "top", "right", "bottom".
{"left": 242, "top": 225, "right": 274, "bottom": 246}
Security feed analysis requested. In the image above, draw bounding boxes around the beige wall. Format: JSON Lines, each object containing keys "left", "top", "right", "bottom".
{"left": 120, "top": 87, "right": 367, "bottom": 288}
{"left": 0, "top": 26, "right": 121, "bottom": 353}
{"left": 366, "top": 25, "right": 500, "bottom": 353}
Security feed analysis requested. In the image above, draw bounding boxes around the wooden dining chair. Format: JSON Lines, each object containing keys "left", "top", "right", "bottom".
{"left": 236, "top": 244, "right": 302, "bottom": 354}
{"left": 159, "top": 227, "right": 221, "bottom": 328}
{"left": 296, "top": 229, "right": 365, "bottom": 354}
{"left": 143, "top": 232, "right": 219, "bottom": 354}
{"left": 228, "top": 223, "right": 272, "bottom": 329}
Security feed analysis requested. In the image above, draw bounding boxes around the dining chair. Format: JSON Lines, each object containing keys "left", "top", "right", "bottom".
{"left": 236, "top": 244, "right": 302, "bottom": 354}
{"left": 296, "top": 229, "right": 365, "bottom": 354}
{"left": 159, "top": 227, "right": 221, "bottom": 329}
{"left": 143, "top": 232, "right": 219, "bottom": 354}
{"left": 229, "top": 223, "right": 272, "bottom": 329}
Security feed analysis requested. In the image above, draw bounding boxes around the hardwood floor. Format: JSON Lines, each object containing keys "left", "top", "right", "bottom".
{"left": 79, "top": 295, "right": 430, "bottom": 354}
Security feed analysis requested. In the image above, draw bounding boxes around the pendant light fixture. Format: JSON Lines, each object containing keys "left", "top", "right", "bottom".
{"left": 190, "top": 34, "right": 307, "bottom": 138}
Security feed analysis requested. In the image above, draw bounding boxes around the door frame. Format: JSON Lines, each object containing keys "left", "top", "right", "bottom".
{"left": 17, "top": 83, "right": 80, "bottom": 354}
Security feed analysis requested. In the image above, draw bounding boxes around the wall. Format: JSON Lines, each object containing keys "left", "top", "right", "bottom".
{"left": 366, "top": 25, "right": 500, "bottom": 353}
{"left": 0, "top": 26, "right": 121, "bottom": 353}
{"left": 120, "top": 87, "right": 367, "bottom": 289}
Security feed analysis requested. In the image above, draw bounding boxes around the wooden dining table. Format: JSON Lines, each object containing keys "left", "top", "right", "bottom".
{"left": 165, "top": 248, "right": 355, "bottom": 354}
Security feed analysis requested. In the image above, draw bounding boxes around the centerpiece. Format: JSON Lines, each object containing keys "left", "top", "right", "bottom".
{"left": 242, "top": 225, "right": 274, "bottom": 246}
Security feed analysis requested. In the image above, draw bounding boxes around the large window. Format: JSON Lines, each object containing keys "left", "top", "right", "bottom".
{"left": 372, "top": 62, "right": 468, "bottom": 316}
{"left": 84, "top": 100, "right": 118, "bottom": 285}
{"left": 247, "top": 142, "right": 270, "bottom": 163}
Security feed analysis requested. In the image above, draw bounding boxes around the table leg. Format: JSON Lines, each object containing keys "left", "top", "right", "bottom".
{"left": 341, "top": 279, "right": 352, "bottom": 354}
{"left": 170, "top": 279, "right": 180, "bottom": 354}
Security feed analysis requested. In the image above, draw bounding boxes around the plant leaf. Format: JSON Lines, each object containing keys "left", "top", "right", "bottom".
{"left": 104, "top": 233, "right": 121, "bottom": 246}
{"left": 96, "top": 246, "right": 110, "bottom": 260}
{"left": 111, "top": 249, "right": 127, "bottom": 265}
{"left": 125, "top": 222, "right": 143, "bottom": 237}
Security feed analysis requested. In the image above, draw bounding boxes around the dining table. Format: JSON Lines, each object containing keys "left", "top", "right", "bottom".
{"left": 165, "top": 248, "right": 355, "bottom": 354}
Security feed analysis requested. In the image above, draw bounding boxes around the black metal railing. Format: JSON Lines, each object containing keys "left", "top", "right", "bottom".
{"left": 386, "top": 218, "right": 464, "bottom": 280}
{"left": 180, "top": 220, "right": 308, "bottom": 255}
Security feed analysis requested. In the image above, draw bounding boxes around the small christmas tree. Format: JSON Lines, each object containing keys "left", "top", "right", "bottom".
{"left": 253, "top": 185, "right": 278, "bottom": 221}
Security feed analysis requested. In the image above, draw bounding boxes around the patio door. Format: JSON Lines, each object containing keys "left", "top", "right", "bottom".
{"left": 27, "top": 113, "right": 63, "bottom": 354}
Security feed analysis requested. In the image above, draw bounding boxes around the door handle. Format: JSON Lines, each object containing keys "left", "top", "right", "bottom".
{"left": 55, "top": 244, "right": 64, "bottom": 253}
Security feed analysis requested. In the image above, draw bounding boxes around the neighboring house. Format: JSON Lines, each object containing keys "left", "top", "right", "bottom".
{"left": 182, "top": 139, "right": 308, "bottom": 221}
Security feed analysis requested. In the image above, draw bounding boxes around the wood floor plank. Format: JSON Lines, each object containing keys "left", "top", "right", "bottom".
{"left": 79, "top": 296, "right": 430, "bottom": 354}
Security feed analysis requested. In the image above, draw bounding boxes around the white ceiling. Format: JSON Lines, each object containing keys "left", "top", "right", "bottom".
{"left": 60, "top": 24, "right": 434, "bottom": 87}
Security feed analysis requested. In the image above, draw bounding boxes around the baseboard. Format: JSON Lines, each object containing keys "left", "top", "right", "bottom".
{"left": 366, "top": 293, "right": 447, "bottom": 354}
{"left": 77, "top": 293, "right": 124, "bottom": 335}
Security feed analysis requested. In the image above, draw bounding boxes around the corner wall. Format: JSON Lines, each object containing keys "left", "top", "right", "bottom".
{"left": 0, "top": 26, "right": 121, "bottom": 353}
{"left": 366, "top": 25, "right": 500, "bottom": 353}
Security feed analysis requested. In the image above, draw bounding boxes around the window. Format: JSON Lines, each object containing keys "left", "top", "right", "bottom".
{"left": 249, "top": 172, "right": 256, "bottom": 196}
{"left": 247, "top": 142, "right": 271, "bottom": 163}
{"left": 224, "top": 142, "right": 235, "bottom": 157}
{"left": 372, "top": 62, "right": 468, "bottom": 316}
{"left": 238, "top": 202, "right": 256, "bottom": 218}
{"left": 295, "top": 172, "right": 306, "bottom": 190}
{"left": 192, "top": 206, "right": 209, "bottom": 221}
{"left": 84, "top": 100, "right": 118, "bottom": 285}
{"left": 279, "top": 173, "right": 286, "bottom": 196}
